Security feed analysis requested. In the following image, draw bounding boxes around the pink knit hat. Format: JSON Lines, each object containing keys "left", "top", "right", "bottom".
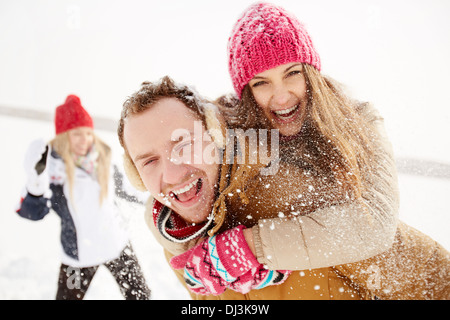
{"left": 228, "top": 2, "right": 321, "bottom": 97}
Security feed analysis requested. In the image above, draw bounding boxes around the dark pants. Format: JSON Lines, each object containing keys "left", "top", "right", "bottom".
{"left": 56, "top": 244, "right": 151, "bottom": 300}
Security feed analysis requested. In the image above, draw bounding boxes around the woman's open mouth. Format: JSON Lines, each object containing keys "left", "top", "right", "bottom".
{"left": 271, "top": 104, "right": 300, "bottom": 123}
{"left": 169, "top": 178, "right": 203, "bottom": 206}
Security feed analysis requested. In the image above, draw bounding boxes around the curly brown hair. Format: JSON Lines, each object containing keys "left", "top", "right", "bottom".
{"left": 118, "top": 76, "right": 208, "bottom": 151}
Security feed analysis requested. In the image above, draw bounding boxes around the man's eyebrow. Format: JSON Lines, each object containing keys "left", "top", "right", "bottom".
{"left": 133, "top": 130, "right": 196, "bottom": 163}
{"left": 171, "top": 130, "right": 195, "bottom": 141}
{"left": 134, "top": 151, "right": 155, "bottom": 163}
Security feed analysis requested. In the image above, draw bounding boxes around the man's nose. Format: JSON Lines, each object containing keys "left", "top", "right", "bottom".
{"left": 161, "top": 156, "right": 189, "bottom": 186}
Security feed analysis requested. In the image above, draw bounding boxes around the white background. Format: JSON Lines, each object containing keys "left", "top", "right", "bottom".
{"left": 0, "top": 0, "right": 449, "bottom": 299}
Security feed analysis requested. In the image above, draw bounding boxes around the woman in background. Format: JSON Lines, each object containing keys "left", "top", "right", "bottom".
{"left": 16, "top": 95, "right": 151, "bottom": 300}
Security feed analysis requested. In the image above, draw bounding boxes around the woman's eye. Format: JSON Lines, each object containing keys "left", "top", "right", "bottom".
{"left": 251, "top": 81, "right": 268, "bottom": 88}
{"left": 286, "top": 70, "right": 301, "bottom": 77}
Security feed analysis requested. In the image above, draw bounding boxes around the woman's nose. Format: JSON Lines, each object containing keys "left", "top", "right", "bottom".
{"left": 80, "top": 133, "right": 90, "bottom": 143}
{"left": 272, "top": 84, "right": 290, "bottom": 106}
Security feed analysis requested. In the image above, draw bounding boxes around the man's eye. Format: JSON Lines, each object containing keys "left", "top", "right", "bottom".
{"left": 143, "top": 159, "right": 156, "bottom": 167}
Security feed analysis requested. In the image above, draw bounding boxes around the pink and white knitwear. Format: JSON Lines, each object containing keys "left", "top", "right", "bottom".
{"left": 227, "top": 2, "right": 321, "bottom": 97}
{"left": 170, "top": 225, "right": 291, "bottom": 295}
{"left": 211, "top": 225, "right": 260, "bottom": 278}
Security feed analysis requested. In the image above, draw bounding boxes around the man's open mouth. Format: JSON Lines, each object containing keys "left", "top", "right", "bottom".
{"left": 169, "top": 178, "right": 203, "bottom": 203}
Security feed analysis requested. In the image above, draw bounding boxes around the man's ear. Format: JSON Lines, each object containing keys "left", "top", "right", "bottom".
{"left": 123, "top": 153, "right": 147, "bottom": 191}
{"left": 204, "top": 103, "right": 226, "bottom": 149}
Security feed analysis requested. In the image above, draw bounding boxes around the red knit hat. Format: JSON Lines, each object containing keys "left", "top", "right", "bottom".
{"left": 228, "top": 2, "right": 321, "bottom": 98}
{"left": 54, "top": 95, "right": 94, "bottom": 135}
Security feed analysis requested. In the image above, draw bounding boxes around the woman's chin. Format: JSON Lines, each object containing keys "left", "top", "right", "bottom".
{"left": 276, "top": 123, "right": 302, "bottom": 137}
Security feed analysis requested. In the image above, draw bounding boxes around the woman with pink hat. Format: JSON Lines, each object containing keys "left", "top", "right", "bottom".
{"left": 218, "top": 1, "right": 398, "bottom": 266}
{"left": 16, "top": 95, "right": 151, "bottom": 300}
{"left": 167, "top": 2, "right": 449, "bottom": 299}
{"left": 218, "top": 0, "right": 399, "bottom": 274}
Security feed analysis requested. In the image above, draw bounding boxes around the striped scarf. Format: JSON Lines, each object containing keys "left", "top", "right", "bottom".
{"left": 73, "top": 145, "right": 99, "bottom": 177}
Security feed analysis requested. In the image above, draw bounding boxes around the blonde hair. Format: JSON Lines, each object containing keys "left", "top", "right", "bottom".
{"left": 50, "top": 131, "right": 112, "bottom": 204}
{"left": 218, "top": 64, "right": 376, "bottom": 198}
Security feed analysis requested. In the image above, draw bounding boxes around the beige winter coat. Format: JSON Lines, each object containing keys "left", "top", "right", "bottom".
{"left": 143, "top": 102, "right": 449, "bottom": 299}
{"left": 235, "top": 102, "right": 400, "bottom": 270}
{"left": 159, "top": 220, "right": 450, "bottom": 300}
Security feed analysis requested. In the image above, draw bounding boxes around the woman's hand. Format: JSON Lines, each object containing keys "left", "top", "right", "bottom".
{"left": 170, "top": 225, "right": 291, "bottom": 295}
{"left": 24, "top": 139, "right": 50, "bottom": 196}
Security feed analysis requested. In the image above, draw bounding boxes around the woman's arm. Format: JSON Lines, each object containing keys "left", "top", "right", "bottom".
{"left": 16, "top": 139, "right": 53, "bottom": 221}
{"left": 252, "top": 103, "right": 400, "bottom": 270}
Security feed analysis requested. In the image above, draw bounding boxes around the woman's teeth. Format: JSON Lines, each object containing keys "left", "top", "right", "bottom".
{"left": 171, "top": 178, "right": 200, "bottom": 196}
{"left": 273, "top": 105, "right": 299, "bottom": 117}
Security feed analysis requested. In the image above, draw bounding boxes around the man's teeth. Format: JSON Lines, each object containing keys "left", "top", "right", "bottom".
{"left": 172, "top": 179, "right": 199, "bottom": 196}
{"left": 273, "top": 105, "right": 298, "bottom": 115}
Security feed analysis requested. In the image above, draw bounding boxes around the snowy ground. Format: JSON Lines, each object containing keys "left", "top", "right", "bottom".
{"left": 0, "top": 114, "right": 449, "bottom": 300}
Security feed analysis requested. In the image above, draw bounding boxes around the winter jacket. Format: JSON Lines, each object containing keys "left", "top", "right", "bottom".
{"left": 161, "top": 221, "right": 450, "bottom": 300}
{"left": 16, "top": 150, "right": 147, "bottom": 268}
{"left": 146, "top": 166, "right": 449, "bottom": 300}
{"left": 142, "top": 102, "right": 449, "bottom": 299}
{"left": 145, "top": 199, "right": 363, "bottom": 300}
{"left": 334, "top": 221, "right": 450, "bottom": 300}
{"left": 164, "top": 249, "right": 363, "bottom": 300}
{"left": 232, "top": 102, "right": 400, "bottom": 270}
{"left": 213, "top": 102, "right": 449, "bottom": 299}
